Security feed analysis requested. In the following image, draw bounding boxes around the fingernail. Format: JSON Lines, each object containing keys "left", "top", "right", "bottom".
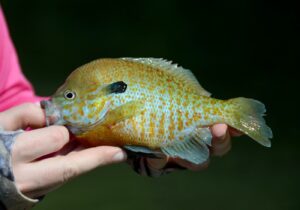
{"left": 113, "top": 151, "right": 127, "bottom": 161}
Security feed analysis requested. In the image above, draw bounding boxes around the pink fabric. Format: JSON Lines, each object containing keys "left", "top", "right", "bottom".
{"left": 0, "top": 8, "right": 42, "bottom": 112}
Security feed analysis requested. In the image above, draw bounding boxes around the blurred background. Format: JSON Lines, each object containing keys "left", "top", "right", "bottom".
{"left": 1, "top": 0, "right": 299, "bottom": 209}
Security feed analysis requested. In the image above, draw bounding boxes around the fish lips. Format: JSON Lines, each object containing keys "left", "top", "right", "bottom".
{"left": 40, "top": 99, "right": 66, "bottom": 126}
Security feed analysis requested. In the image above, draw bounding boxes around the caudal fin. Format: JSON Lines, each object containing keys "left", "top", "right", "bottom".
{"left": 225, "top": 97, "right": 273, "bottom": 147}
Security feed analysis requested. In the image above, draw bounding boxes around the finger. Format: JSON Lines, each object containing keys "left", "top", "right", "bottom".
{"left": 50, "top": 146, "right": 126, "bottom": 185}
{"left": 229, "top": 127, "right": 243, "bottom": 137}
{"left": 63, "top": 146, "right": 127, "bottom": 174}
{"left": 13, "top": 126, "right": 70, "bottom": 162}
{"left": 210, "top": 124, "right": 231, "bottom": 156}
{"left": 146, "top": 157, "right": 169, "bottom": 170}
{"left": 170, "top": 158, "right": 210, "bottom": 171}
{"left": 16, "top": 146, "right": 127, "bottom": 197}
{"left": 211, "top": 123, "right": 228, "bottom": 140}
{"left": 0, "top": 103, "right": 46, "bottom": 130}
{"left": 52, "top": 140, "right": 79, "bottom": 157}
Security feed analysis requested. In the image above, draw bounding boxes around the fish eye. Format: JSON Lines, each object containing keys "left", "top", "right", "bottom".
{"left": 64, "top": 90, "right": 76, "bottom": 100}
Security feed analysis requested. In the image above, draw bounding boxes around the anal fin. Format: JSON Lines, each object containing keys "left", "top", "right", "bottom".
{"left": 161, "top": 127, "right": 212, "bottom": 164}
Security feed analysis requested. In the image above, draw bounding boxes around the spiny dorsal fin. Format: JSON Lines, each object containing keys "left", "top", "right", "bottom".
{"left": 121, "top": 57, "right": 211, "bottom": 97}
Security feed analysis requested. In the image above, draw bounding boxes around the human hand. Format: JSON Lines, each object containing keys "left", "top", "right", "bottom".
{"left": 141, "top": 124, "right": 242, "bottom": 174}
{"left": 0, "top": 103, "right": 127, "bottom": 198}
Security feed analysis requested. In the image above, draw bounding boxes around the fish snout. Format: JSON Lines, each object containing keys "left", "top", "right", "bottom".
{"left": 41, "top": 99, "right": 65, "bottom": 126}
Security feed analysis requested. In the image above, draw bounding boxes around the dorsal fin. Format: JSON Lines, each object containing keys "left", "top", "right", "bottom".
{"left": 121, "top": 57, "right": 211, "bottom": 96}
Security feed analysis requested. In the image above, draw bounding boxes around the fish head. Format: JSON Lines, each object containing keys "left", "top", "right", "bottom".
{"left": 41, "top": 70, "right": 113, "bottom": 134}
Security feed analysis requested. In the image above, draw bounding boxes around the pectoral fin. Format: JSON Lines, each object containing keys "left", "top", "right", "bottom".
{"left": 161, "top": 127, "right": 212, "bottom": 164}
{"left": 103, "top": 101, "right": 144, "bottom": 126}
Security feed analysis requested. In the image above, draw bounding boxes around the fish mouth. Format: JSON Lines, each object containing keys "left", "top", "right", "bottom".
{"left": 41, "top": 99, "right": 65, "bottom": 126}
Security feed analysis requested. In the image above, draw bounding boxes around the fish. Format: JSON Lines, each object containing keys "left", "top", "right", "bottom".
{"left": 41, "top": 58, "right": 273, "bottom": 164}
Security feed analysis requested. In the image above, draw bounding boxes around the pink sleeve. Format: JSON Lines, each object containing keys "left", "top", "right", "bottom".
{"left": 0, "top": 8, "right": 43, "bottom": 112}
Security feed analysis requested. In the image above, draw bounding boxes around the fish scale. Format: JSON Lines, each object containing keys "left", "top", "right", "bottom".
{"left": 110, "top": 87, "right": 216, "bottom": 147}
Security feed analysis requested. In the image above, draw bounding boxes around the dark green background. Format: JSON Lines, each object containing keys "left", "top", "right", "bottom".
{"left": 1, "top": 0, "right": 299, "bottom": 209}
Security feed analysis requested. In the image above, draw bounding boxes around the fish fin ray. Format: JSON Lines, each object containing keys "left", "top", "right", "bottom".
{"left": 193, "top": 127, "right": 212, "bottom": 146}
{"left": 124, "top": 145, "right": 164, "bottom": 158}
{"left": 103, "top": 101, "right": 144, "bottom": 126}
{"left": 121, "top": 57, "right": 211, "bottom": 96}
{"left": 161, "top": 127, "right": 212, "bottom": 164}
{"left": 225, "top": 97, "right": 272, "bottom": 147}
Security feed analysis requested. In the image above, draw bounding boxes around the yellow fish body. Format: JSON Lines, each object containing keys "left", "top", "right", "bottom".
{"left": 41, "top": 58, "right": 272, "bottom": 164}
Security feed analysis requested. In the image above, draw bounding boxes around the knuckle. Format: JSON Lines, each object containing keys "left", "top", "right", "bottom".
{"left": 62, "top": 161, "right": 78, "bottom": 183}
{"left": 18, "top": 103, "right": 38, "bottom": 126}
{"left": 21, "top": 103, "right": 38, "bottom": 114}
{"left": 49, "top": 126, "right": 69, "bottom": 144}
{"left": 199, "top": 161, "right": 209, "bottom": 170}
{"left": 12, "top": 135, "right": 32, "bottom": 161}
{"left": 46, "top": 127, "right": 69, "bottom": 151}
{"left": 188, "top": 160, "right": 209, "bottom": 171}
{"left": 11, "top": 146, "right": 21, "bottom": 163}
{"left": 223, "top": 143, "right": 232, "bottom": 155}
{"left": 212, "top": 140, "right": 232, "bottom": 157}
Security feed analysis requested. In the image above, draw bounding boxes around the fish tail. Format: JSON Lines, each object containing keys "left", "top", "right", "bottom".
{"left": 224, "top": 97, "right": 273, "bottom": 147}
